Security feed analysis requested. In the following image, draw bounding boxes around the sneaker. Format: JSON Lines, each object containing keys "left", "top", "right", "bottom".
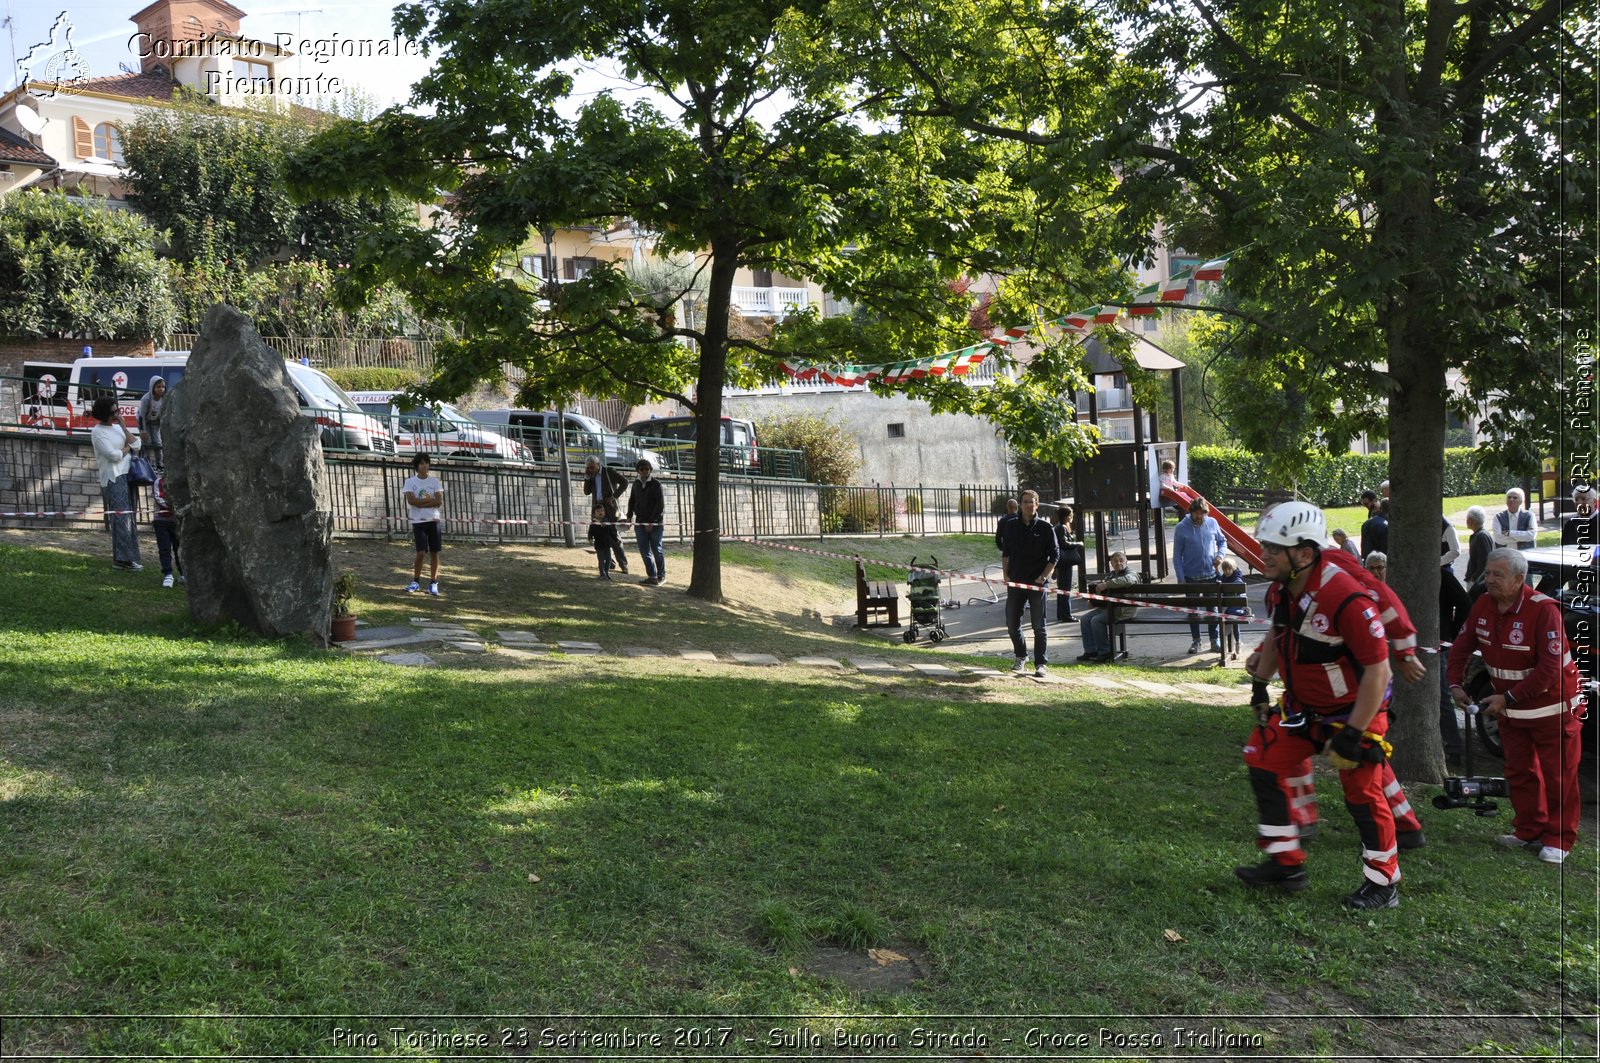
{"left": 1210, "top": 641, "right": 1224, "bottom": 653}
{"left": 1538, "top": 846, "right": 1568, "bottom": 864}
{"left": 114, "top": 561, "right": 144, "bottom": 572}
{"left": 641, "top": 577, "right": 659, "bottom": 585}
{"left": 1397, "top": 830, "right": 1427, "bottom": 851}
{"left": 1034, "top": 663, "right": 1049, "bottom": 678}
{"left": 1011, "top": 657, "right": 1029, "bottom": 675}
{"left": 427, "top": 582, "right": 440, "bottom": 597}
{"left": 1341, "top": 881, "right": 1399, "bottom": 909}
{"left": 1297, "top": 821, "right": 1319, "bottom": 843}
{"left": 619, "top": 565, "right": 629, "bottom": 575}
{"left": 1496, "top": 833, "right": 1541, "bottom": 850}
{"left": 177, "top": 573, "right": 186, "bottom": 584}
{"left": 1188, "top": 639, "right": 1203, "bottom": 654}
{"left": 1076, "top": 652, "right": 1098, "bottom": 662}
{"left": 406, "top": 581, "right": 421, "bottom": 593}
{"left": 1093, "top": 653, "right": 1117, "bottom": 663}
{"left": 1233, "top": 859, "right": 1308, "bottom": 892}
{"left": 161, "top": 574, "right": 174, "bottom": 588}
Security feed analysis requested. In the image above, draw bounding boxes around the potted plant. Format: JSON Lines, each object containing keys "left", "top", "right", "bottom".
{"left": 330, "top": 569, "right": 359, "bottom": 643}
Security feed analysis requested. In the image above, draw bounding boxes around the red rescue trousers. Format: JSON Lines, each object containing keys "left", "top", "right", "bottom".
{"left": 1243, "top": 709, "right": 1401, "bottom": 887}
{"left": 1500, "top": 710, "right": 1584, "bottom": 853}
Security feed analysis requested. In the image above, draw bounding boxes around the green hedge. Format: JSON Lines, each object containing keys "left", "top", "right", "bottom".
{"left": 1187, "top": 446, "right": 1521, "bottom": 507}
{"left": 319, "top": 367, "right": 422, "bottom": 393}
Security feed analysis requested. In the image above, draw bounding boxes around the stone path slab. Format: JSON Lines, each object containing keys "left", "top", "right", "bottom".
{"left": 555, "top": 641, "right": 603, "bottom": 654}
{"left": 731, "top": 652, "right": 782, "bottom": 666}
{"left": 411, "top": 617, "right": 471, "bottom": 628}
{"left": 622, "top": 646, "right": 668, "bottom": 657}
{"left": 679, "top": 649, "right": 719, "bottom": 662}
{"left": 379, "top": 652, "right": 435, "bottom": 667}
{"left": 907, "top": 662, "right": 961, "bottom": 678}
{"left": 792, "top": 656, "right": 844, "bottom": 668}
{"left": 847, "top": 658, "right": 901, "bottom": 673}
{"left": 963, "top": 667, "right": 1006, "bottom": 678}
{"left": 1121, "top": 679, "right": 1186, "bottom": 696}
{"left": 1078, "top": 674, "right": 1132, "bottom": 690}
{"left": 497, "top": 630, "right": 544, "bottom": 643}
{"left": 498, "top": 645, "right": 549, "bottom": 660}
{"left": 447, "top": 642, "right": 487, "bottom": 653}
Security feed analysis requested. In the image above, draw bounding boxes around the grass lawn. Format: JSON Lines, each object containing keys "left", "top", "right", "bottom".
{"left": 0, "top": 535, "right": 1596, "bottom": 1058}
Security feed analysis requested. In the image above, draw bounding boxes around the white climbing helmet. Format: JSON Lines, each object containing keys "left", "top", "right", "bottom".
{"left": 1257, "top": 500, "right": 1326, "bottom": 549}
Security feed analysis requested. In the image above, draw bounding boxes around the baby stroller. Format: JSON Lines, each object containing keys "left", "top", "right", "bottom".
{"left": 903, "top": 557, "right": 948, "bottom": 644}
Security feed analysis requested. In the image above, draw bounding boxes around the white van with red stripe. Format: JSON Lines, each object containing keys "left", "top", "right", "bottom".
{"left": 61, "top": 354, "right": 396, "bottom": 454}
{"left": 349, "top": 391, "right": 529, "bottom": 462}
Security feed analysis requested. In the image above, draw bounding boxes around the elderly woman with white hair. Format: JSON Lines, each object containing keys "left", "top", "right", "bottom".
{"left": 1493, "top": 487, "right": 1537, "bottom": 550}
{"left": 1463, "top": 506, "right": 1493, "bottom": 587}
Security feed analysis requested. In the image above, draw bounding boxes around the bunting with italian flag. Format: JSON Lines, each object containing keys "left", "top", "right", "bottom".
{"left": 773, "top": 252, "right": 1236, "bottom": 388}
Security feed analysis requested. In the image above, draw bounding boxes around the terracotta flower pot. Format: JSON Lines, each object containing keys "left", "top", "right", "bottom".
{"left": 331, "top": 614, "right": 358, "bottom": 642}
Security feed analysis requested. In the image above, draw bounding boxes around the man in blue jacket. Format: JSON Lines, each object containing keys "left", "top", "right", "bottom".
{"left": 1173, "top": 498, "right": 1227, "bottom": 654}
{"left": 1001, "top": 490, "right": 1060, "bottom": 677}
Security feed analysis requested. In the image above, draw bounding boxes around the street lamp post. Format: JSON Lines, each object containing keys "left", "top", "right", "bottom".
{"left": 543, "top": 226, "right": 575, "bottom": 546}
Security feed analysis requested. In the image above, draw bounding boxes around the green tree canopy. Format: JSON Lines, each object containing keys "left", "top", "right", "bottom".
{"left": 288, "top": 0, "right": 1132, "bottom": 601}
{"left": 0, "top": 190, "right": 176, "bottom": 341}
{"left": 123, "top": 97, "right": 409, "bottom": 270}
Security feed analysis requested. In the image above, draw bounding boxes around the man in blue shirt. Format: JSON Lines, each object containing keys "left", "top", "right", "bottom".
{"left": 1001, "top": 489, "right": 1060, "bottom": 677}
{"left": 1173, "top": 498, "right": 1227, "bottom": 653}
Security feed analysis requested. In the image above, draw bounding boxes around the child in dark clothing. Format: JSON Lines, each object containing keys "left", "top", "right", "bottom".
{"left": 152, "top": 474, "right": 182, "bottom": 589}
{"left": 1218, "top": 556, "right": 1246, "bottom": 659}
{"left": 587, "top": 503, "right": 622, "bottom": 579}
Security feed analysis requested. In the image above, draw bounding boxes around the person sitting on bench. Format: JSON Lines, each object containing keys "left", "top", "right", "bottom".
{"left": 1077, "top": 550, "right": 1138, "bottom": 663}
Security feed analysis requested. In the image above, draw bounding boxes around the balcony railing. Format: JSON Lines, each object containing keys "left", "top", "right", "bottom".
{"left": 732, "top": 286, "right": 809, "bottom": 318}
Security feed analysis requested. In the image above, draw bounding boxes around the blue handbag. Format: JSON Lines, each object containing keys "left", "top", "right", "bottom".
{"left": 128, "top": 456, "right": 156, "bottom": 486}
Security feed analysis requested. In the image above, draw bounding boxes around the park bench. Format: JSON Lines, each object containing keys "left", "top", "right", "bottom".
{"left": 855, "top": 560, "right": 901, "bottom": 628}
{"left": 1216, "top": 487, "right": 1296, "bottom": 522}
{"left": 1105, "top": 580, "right": 1251, "bottom": 666}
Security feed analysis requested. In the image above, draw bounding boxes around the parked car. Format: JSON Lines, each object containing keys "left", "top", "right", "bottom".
{"left": 59, "top": 354, "right": 395, "bottom": 454}
{"left": 350, "top": 391, "right": 530, "bottom": 462}
{"left": 469, "top": 409, "right": 664, "bottom": 470}
{"left": 619, "top": 414, "right": 759, "bottom": 474}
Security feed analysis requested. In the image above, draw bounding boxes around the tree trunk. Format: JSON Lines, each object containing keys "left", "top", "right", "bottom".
{"left": 686, "top": 247, "right": 740, "bottom": 602}
{"left": 1386, "top": 332, "right": 1448, "bottom": 784}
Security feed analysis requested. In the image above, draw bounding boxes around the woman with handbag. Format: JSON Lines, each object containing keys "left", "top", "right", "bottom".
{"left": 1051, "top": 504, "right": 1085, "bottom": 622}
{"left": 89, "top": 396, "right": 143, "bottom": 572}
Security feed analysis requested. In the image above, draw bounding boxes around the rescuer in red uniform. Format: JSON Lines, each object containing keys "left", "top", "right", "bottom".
{"left": 1239, "top": 501, "right": 1402, "bottom": 909}
{"left": 1447, "top": 548, "right": 1586, "bottom": 863}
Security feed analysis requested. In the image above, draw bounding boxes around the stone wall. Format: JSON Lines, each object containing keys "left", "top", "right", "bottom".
{"left": 720, "top": 390, "right": 1014, "bottom": 486}
{"left": 0, "top": 429, "right": 824, "bottom": 541}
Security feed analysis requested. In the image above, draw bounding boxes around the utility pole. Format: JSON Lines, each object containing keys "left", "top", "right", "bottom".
{"left": 543, "top": 226, "right": 575, "bottom": 546}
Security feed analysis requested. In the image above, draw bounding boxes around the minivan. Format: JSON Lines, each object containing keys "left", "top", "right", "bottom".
{"left": 620, "top": 414, "right": 760, "bottom": 473}
{"left": 350, "top": 391, "right": 530, "bottom": 462}
{"left": 470, "top": 409, "right": 664, "bottom": 470}
{"left": 60, "top": 354, "right": 395, "bottom": 454}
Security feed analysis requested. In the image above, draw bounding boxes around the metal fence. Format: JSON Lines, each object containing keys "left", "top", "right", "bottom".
{"left": 170, "top": 334, "right": 438, "bottom": 370}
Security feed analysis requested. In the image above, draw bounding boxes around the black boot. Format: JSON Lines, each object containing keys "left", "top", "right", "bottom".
{"left": 1233, "top": 859, "right": 1308, "bottom": 892}
{"left": 1341, "top": 881, "right": 1399, "bottom": 909}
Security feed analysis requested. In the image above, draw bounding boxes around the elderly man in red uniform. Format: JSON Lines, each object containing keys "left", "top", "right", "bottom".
{"left": 1447, "top": 548, "right": 1585, "bottom": 864}
{"left": 1238, "top": 501, "right": 1403, "bottom": 909}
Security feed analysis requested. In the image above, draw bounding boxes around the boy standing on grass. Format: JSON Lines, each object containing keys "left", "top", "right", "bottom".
{"left": 403, "top": 452, "right": 444, "bottom": 596}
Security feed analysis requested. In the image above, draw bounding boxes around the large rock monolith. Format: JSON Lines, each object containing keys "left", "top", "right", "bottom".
{"left": 164, "top": 304, "right": 334, "bottom": 644}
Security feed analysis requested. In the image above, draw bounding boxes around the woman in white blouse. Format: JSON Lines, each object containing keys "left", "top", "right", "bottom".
{"left": 89, "top": 396, "right": 143, "bottom": 571}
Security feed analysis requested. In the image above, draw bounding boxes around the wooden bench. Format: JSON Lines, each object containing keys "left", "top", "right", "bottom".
{"left": 1106, "top": 581, "right": 1251, "bottom": 666}
{"left": 856, "top": 560, "right": 901, "bottom": 628}
{"left": 1216, "top": 487, "right": 1296, "bottom": 522}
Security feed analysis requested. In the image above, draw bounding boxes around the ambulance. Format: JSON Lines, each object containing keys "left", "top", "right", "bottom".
{"left": 56, "top": 353, "right": 396, "bottom": 454}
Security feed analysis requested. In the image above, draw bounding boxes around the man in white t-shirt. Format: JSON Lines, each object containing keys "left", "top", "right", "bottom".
{"left": 402, "top": 452, "right": 445, "bottom": 595}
